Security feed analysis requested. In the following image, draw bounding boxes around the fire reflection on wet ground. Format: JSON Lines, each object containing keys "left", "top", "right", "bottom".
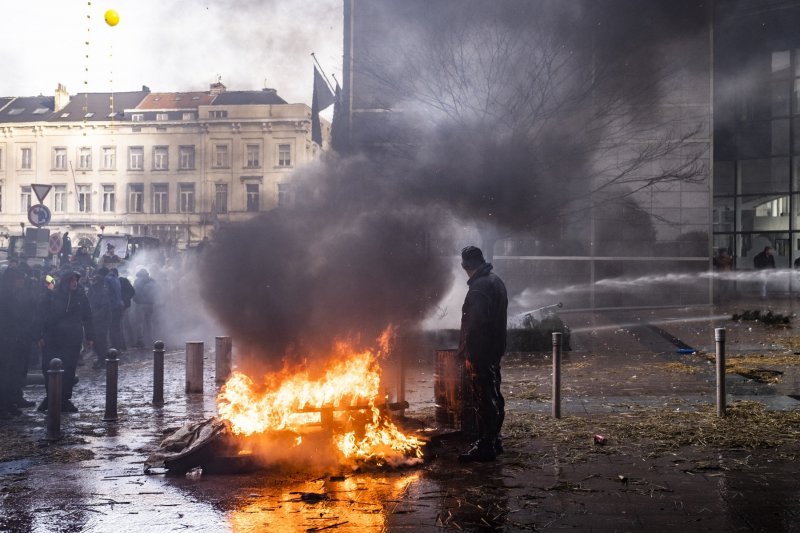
{"left": 227, "top": 472, "right": 420, "bottom": 532}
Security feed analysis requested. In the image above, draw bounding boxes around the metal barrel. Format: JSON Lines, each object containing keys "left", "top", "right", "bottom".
{"left": 433, "top": 349, "right": 477, "bottom": 438}
{"left": 185, "top": 341, "right": 204, "bottom": 393}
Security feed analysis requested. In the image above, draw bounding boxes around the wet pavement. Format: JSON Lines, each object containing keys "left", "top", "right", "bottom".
{"left": 3, "top": 299, "right": 800, "bottom": 531}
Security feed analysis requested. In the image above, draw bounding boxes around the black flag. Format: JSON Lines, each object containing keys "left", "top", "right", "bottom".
{"left": 311, "top": 66, "right": 335, "bottom": 146}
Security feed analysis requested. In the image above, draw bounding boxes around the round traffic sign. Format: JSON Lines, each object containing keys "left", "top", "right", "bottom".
{"left": 28, "top": 204, "right": 51, "bottom": 227}
{"left": 49, "top": 233, "right": 63, "bottom": 255}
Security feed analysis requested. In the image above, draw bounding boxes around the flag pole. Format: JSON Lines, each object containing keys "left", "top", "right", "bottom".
{"left": 310, "top": 52, "right": 335, "bottom": 93}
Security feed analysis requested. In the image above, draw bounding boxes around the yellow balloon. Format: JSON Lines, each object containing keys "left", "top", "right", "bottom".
{"left": 104, "top": 9, "right": 120, "bottom": 27}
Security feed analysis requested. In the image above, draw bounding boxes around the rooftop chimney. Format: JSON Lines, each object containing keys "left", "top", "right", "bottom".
{"left": 54, "top": 83, "right": 69, "bottom": 112}
{"left": 210, "top": 79, "right": 226, "bottom": 96}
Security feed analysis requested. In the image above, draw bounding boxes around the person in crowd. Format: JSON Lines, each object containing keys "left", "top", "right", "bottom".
{"left": 713, "top": 248, "right": 734, "bottom": 303}
{"left": 88, "top": 267, "right": 112, "bottom": 369}
{"left": 105, "top": 268, "right": 124, "bottom": 352}
{"left": 753, "top": 245, "right": 776, "bottom": 299}
{"left": 0, "top": 268, "right": 32, "bottom": 415}
{"left": 73, "top": 245, "right": 93, "bottom": 268}
{"left": 38, "top": 271, "right": 94, "bottom": 413}
{"left": 60, "top": 232, "right": 72, "bottom": 266}
{"left": 456, "top": 245, "right": 508, "bottom": 463}
{"left": 99, "top": 243, "right": 122, "bottom": 269}
{"left": 133, "top": 268, "right": 157, "bottom": 348}
{"left": 116, "top": 268, "right": 135, "bottom": 351}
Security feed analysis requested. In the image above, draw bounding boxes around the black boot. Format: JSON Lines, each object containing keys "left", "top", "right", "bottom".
{"left": 458, "top": 440, "right": 496, "bottom": 463}
{"left": 36, "top": 398, "right": 48, "bottom": 412}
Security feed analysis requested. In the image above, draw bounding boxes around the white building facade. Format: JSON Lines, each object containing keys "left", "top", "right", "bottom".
{"left": 0, "top": 83, "right": 327, "bottom": 250}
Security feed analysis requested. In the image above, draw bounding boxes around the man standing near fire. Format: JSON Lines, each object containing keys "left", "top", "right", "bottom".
{"left": 456, "top": 245, "right": 508, "bottom": 462}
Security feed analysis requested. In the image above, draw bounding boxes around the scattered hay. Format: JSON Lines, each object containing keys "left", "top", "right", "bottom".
{"left": 0, "top": 428, "right": 94, "bottom": 464}
{"left": 504, "top": 400, "right": 800, "bottom": 463}
{"left": 695, "top": 352, "right": 800, "bottom": 381}
{"left": 654, "top": 362, "right": 703, "bottom": 375}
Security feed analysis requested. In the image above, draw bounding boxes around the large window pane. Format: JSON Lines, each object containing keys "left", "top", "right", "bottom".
{"left": 714, "top": 161, "right": 736, "bottom": 195}
{"left": 737, "top": 121, "right": 770, "bottom": 158}
{"left": 739, "top": 158, "right": 789, "bottom": 194}
{"left": 772, "top": 119, "right": 790, "bottom": 155}
{"left": 772, "top": 80, "right": 791, "bottom": 117}
{"left": 738, "top": 195, "right": 790, "bottom": 232}
{"left": 713, "top": 197, "right": 735, "bottom": 232}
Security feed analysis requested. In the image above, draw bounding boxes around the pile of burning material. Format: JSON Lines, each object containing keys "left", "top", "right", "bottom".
{"left": 146, "top": 341, "right": 425, "bottom": 475}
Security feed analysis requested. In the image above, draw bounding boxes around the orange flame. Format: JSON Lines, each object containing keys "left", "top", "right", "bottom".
{"left": 217, "top": 338, "right": 423, "bottom": 466}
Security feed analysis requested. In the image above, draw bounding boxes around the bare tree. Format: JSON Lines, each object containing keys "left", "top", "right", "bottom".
{"left": 349, "top": 0, "right": 709, "bottom": 255}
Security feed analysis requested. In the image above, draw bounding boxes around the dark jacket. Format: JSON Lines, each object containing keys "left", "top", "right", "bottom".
{"left": 754, "top": 251, "right": 776, "bottom": 270}
{"left": 458, "top": 263, "right": 508, "bottom": 367}
{"left": 133, "top": 275, "right": 156, "bottom": 305}
{"left": 88, "top": 276, "right": 112, "bottom": 320}
{"left": 42, "top": 272, "right": 94, "bottom": 346}
{"left": 119, "top": 276, "right": 135, "bottom": 308}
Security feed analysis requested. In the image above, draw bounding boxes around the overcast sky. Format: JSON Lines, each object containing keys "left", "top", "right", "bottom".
{"left": 0, "top": 0, "right": 343, "bottom": 105}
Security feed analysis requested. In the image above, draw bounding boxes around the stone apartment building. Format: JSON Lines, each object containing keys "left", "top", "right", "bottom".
{"left": 0, "top": 82, "right": 328, "bottom": 250}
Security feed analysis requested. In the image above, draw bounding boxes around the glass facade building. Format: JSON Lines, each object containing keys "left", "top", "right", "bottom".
{"left": 714, "top": 1, "right": 800, "bottom": 276}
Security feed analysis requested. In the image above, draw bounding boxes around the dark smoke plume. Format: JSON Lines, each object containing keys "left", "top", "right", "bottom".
{"left": 200, "top": 156, "right": 454, "bottom": 362}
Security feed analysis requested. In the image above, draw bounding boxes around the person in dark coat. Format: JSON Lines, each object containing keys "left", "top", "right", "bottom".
{"left": 132, "top": 268, "right": 156, "bottom": 348}
{"left": 116, "top": 269, "right": 135, "bottom": 350}
{"left": 88, "top": 267, "right": 112, "bottom": 369}
{"left": 0, "top": 268, "right": 29, "bottom": 416}
{"left": 106, "top": 268, "right": 124, "bottom": 351}
{"left": 38, "top": 271, "right": 94, "bottom": 413}
{"left": 73, "top": 245, "right": 92, "bottom": 268}
{"left": 456, "top": 245, "right": 508, "bottom": 462}
{"left": 753, "top": 245, "right": 776, "bottom": 298}
{"left": 60, "top": 232, "right": 72, "bottom": 266}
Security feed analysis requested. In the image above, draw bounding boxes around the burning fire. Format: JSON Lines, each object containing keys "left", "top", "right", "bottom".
{"left": 217, "top": 336, "right": 424, "bottom": 466}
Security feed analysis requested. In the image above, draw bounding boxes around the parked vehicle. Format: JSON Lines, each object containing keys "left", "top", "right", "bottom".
{"left": 92, "top": 235, "right": 162, "bottom": 268}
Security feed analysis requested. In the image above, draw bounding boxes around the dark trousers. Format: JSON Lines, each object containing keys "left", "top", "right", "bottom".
{"left": 93, "top": 318, "right": 111, "bottom": 363}
{"left": 110, "top": 308, "right": 123, "bottom": 351}
{"left": 468, "top": 361, "right": 503, "bottom": 449}
{"left": 9, "top": 340, "right": 30, "bottom": 402}
{"left": 42, "top": 342, "right": 81, "bottom": 400}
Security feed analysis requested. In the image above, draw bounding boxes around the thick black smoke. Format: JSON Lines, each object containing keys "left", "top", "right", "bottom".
{"left": 200, "top": 156, "right": 454, "bottom": 361}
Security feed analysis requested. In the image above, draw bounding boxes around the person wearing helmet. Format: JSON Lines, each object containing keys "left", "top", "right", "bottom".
{"left": 456, "top": 246, "right": 508, "bottom": 463}
{"left": 38, "top": 271, "right": 94, "bottom": 413}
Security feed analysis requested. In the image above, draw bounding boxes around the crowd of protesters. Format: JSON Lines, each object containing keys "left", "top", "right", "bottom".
{"left": 0, "top": 244, "right": 163, "bottom": 417}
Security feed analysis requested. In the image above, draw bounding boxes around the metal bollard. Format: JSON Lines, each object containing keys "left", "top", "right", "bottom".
{"left": 715, "top": 328, "right": 726, "bottom": 417}
{"left": 552, "top": 332, "right": 562, "bottom": 419}
{"left": 214, "top": 336, "right": 232, "bottom": 385}
{"left": 103, "top": 349, "right": 119, "bottom": 422}
{"left": 153, "top": 340, "right": 165, "bottom": 406}
{"left": 185, "top": 341, "right": 204, "bottom": 393}
{"left": 46, "top": 358, "right": 64, "bottom": 441}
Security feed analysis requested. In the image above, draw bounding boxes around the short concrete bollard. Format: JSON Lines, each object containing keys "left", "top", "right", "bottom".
{"left": 215, "top": 336, "right": 232, "bottom": 385}
{"left": 153, "top": 341, "right": 165, "bottom": 406}
{"left": 46, "top": 358, "right": 64, "bottom": 441}
{"left": 103, "top": 349, "right": 119, "bottom": 422}
{"left": 185, "top": 341, "right": 204, "bottom": 393}
{"left": 552, "top": 332, "right": 562, "bottom": 419}
{"left": 715, "top": 328, "right": 726, "bottom": 417}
